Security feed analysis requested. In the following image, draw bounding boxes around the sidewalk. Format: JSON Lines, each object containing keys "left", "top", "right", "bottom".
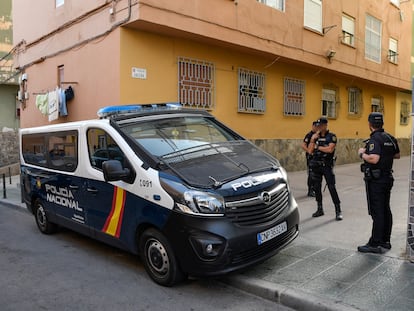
{"left": 225, "top": 156, "right": 414, "bottom": 311}
{"left": 2, "top": 159, "right": 414, "bottom": 311}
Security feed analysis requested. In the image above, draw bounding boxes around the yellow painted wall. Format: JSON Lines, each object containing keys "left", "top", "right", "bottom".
{"left": 119, "top": 29, "right": 407, "bottom": 140}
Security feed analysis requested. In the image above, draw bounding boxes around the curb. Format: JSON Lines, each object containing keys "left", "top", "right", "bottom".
{"left": 222, "top": 275, "right": 359, "bottom": 311}
{"left": 0, "top": 199, "right": 28, "bottom": 212}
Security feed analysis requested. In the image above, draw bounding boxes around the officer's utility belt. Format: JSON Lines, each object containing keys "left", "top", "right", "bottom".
{"left": 361, "top": 164, "right": 392, "bottom": 180}
{"left": 310, "top": 160, "right": 332, "bottom": 168}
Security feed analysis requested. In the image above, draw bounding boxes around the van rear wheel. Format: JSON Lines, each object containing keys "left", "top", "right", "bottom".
{"left": 139, "top": 228, "right": 185, "bottom": 286}
{"left": 34, "top": 199, "right": 57, "bottom": 234}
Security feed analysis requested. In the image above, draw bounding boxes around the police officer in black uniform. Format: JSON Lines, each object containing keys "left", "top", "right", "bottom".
{"left": 357, "top": 112, "right": 400, "bottom": 254}
{"left": 301, "top": 121, "right": 318, "bottom": 197}
{"left": 307, "top": 117, "right": 342, "bottom": 220}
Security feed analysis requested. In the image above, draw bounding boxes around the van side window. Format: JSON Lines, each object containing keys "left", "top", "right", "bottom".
{"left": 22, "top": 134, "right": 47, "bottom": 167}
{"left": 22, "top": 131, "right": 78, "bottom": 172}
{"left": 87, "top": 128, "right": 125, "bottom": 170}
{"left": 48, "top": 132, "right": 77, "bottom": 171}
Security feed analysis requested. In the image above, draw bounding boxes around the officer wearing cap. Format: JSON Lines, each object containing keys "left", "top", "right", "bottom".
{"left": 301, "top": 121, "right": 318, "bottom": 197}
{"left": 307, "top": 117, "right": 342, "bottom": 220}
{"left": 357, "top": 112, "right": 400, "bottom": 254}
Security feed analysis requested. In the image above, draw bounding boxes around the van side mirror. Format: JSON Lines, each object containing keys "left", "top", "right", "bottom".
{"left": 102, "top": 160, "right": 130, "bottom": 182}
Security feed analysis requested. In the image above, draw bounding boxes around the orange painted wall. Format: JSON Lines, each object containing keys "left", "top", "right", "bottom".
{"left": 20, "top": 31, "right": 121, "bottom": 128}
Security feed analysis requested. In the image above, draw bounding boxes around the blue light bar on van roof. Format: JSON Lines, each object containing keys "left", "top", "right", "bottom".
{"left": 97, "top": 103, "right": 182, "bottom": 118}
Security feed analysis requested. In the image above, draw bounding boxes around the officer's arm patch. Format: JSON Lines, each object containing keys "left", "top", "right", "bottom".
{"left": 369, "top": 143, "right": 375, "bottom": 151}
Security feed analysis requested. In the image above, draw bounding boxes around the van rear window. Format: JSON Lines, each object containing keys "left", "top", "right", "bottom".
{"left": 22, "top": 131, "right": 78, "bottom": 172}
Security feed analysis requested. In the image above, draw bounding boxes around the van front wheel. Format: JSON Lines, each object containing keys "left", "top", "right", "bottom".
{"left": 34, "top": 199, "right": 57, "bottom": 234}
{"left": 139, "top": 228, "right": 185, "bottom": 286}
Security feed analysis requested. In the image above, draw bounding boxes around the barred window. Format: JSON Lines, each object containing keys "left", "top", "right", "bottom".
{"left": 283, "top": 77, "right": 305, "bottom": 116}
{"left": 348, "top": 87, "right": 362, "bottom": 115}
{"left": 178, "top": 57, "right": 215, "bottom": 109}
{"left": 238, "top": 68, "right": 266, "bottom": 114}
{"left": 322, "top": 88, "right": 337, "bottom": 118}
{"left": 371, "top": 96, "right": 384, "bottom": 113}
{"left": 400, "top": 101, "right": 410, "bottom": 125}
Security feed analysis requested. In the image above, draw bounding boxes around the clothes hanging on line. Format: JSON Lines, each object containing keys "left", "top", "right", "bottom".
{"left": 35, "top": 87, "right": 69, "bottom": 120}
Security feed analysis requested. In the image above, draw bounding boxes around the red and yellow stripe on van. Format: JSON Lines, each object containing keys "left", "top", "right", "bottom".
{"left": 102, "top": 187, "right": 126, "bottom": 238}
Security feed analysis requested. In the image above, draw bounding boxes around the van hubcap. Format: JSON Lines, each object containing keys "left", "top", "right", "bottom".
{"left": 147, "top": 239, "right": 169, "bottom": 274}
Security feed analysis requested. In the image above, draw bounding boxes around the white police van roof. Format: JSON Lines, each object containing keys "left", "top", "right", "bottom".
{"left": 97, "top": 103, "right": 183, "bottom": 119}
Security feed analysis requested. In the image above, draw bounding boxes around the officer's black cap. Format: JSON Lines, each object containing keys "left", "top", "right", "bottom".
{"left": 315, "top": 117, "right": 328, "bottom": 125}
{"left": 368, "top": 112, "right": 383, "bottom": 125}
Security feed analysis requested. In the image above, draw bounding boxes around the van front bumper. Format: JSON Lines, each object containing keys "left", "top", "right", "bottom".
{"left": 163, "top": 204, "right": 299, "bottom": 277}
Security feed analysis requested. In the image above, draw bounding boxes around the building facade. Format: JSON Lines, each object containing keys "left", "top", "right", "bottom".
{"left": 0, "top": 0, "right": 19, "bottom": 131}
{"left": 12, "top": 0, "right": 412, "bottom": 170}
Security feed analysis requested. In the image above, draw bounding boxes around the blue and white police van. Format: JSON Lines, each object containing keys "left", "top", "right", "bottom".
{"left": 20, "top": 103, "right": 299, "bottom": 286}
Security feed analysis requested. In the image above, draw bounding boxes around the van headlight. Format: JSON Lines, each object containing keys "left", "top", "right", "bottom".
{"left": 176, "top": 190, "right": 225, "bottom": 215}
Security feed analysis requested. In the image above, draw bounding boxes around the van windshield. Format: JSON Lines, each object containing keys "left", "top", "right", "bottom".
{"left": 120, "top": 116, "right": 279, "bottom": 188}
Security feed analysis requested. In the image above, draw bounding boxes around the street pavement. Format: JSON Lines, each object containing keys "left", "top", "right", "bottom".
{"left": 1, "top": 157, "right": 414, "bottom": 311}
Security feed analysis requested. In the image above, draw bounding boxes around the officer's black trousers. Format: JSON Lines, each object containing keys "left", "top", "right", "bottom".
{"left": 306, "top": 157, "right": 313, "bottom": 192}
{"left": 310, "top": 165, "right": 340, "bottom": 206}
{"left": 367, "top": 179, "right": 394, "bottom": 245}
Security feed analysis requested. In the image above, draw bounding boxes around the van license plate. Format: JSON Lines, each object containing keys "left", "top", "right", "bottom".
{"left": 257, "top": 222, "right": 287, "bottom": 245}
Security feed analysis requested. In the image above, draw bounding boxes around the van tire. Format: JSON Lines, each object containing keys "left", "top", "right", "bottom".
{"left": 34, "top": 199, "right": 58, "bottom": 234}
{"left": 139, "top": 228, "right": 185, "bottom": 286}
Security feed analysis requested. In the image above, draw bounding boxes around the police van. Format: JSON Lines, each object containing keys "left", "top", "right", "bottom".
{"left": 20, "top": 103, "right": 299, "bottom": 286}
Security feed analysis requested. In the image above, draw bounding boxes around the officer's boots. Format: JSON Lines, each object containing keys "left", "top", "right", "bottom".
{"left": 312, "top": 202, "right": 324, "bottom": 217}
{"left": 335, "top": 204, "right": 343, "bottom": 221}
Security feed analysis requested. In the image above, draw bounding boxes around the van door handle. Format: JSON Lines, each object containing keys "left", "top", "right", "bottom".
{"left": 87, "top": 187, "right": 99, "bottom": 194}
{"left": 69, "top": 185, "right": 79, "bottom": 190}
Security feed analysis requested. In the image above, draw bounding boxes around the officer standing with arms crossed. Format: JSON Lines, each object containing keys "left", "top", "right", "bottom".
{"left": 301, "top": 121, "right": 318, "bottom": 197}
{"left": 357, "top": 112, "right": 400, "bottom": 253}
{"left": 307, "top": 117, "right": 342, "bottom": 220}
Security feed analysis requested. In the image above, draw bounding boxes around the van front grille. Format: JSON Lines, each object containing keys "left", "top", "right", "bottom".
{"left": 225, "top": 183, "right": 289, "bottom": 227}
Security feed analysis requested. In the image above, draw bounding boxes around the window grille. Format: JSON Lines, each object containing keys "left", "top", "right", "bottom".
{"left": 348, "top": 87, "right": 362, "bottom": 115}
{"left": 238, "top": 68, "right": 266, "bottom": 114}
{"left": 178, "top": 57, "right": 215, "bottom": 110}
{"left": 388, "top": 38, "right": 398, "bottom": 64}
{"left": 322, "top": 88, "right": 337, "bottom": 118}
{"left": 342, "top": 14, "right": 355, "bottom": 46}
{"left": 400, "top": 101, "right": 409, "bottom": 125}
{"left": 283, "top": 77, "right": 305, "bottom": 116}
{"left": 365, "top": 14, "right": 382, "bottom": 63}
{"left": 304, "top": 0, "right": 322, "bottom": 33}
{"left": 371, "top": 96, "right": 384, "bottom": 113}
{"left": 258, "top": 0, "right": 285, "bottom": 11}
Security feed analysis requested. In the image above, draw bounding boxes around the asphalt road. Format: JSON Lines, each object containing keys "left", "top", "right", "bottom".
{"left": 0, "top": 204, "right": 293, "bottom": 311}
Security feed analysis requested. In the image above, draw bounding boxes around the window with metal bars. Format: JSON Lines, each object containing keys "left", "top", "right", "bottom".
{"left": 322, "top": 88, "right": 338, "bottom": 118}
{"left": 348, "top": 87, "right": 362, "bottom": 116}
{"left": 283, "top": 77, "right": 305, "bottom": 116}
{"left": 178, "top": 57, "right": 215, "bottom": 110}
{"left": 238, "top": 68, "right": 266, "bottom": 114}
{"left": 400, "top": 101, "right": 410, "bottom": 125}
{"left": 371, "top": 96, "right": 384, "bottom": 113}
